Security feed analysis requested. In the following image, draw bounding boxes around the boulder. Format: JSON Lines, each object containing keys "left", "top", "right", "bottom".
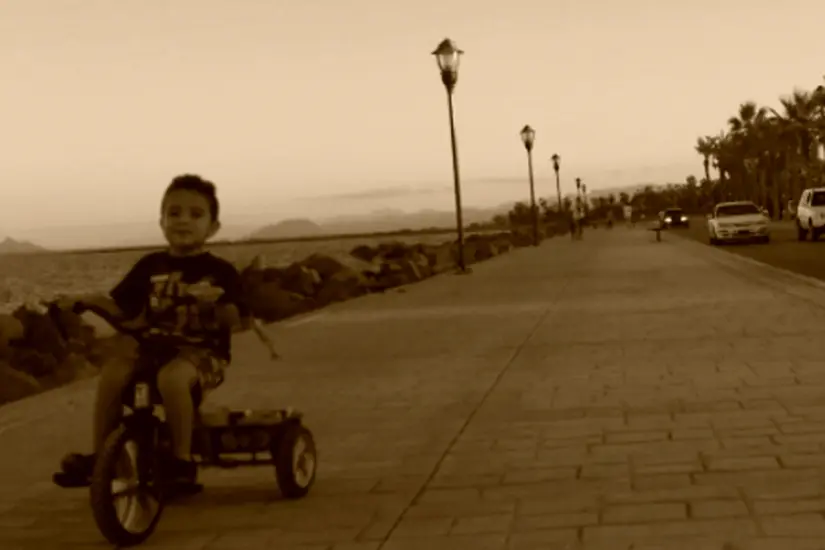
{"left": 465, "top": 237, "right": 496, "bottom": 263}
{"left": 0, "top": 313, "right": 24, "bottom": 351}
{"left": 376, "top": 259, "right": 424, "bottom": 289}
{"left": 315, "top": 267, "right": 369, "bottom": 305}
{"left": 246, "top": 282, "right": 310, "bottom": 322}
{"left": 493, "top": 237, "right": 513, "bottom": 255}
{"left": 423, "top": 243, "right": 456, "bottom": 274}
{"left": 350, "top": 244, "right": 380, "bottom": 263}
{"left": 410, "top": 252, "right": 432, "bottom": 279}
{"left": 279, "top": 263, "right": 321, "bottom": 296}
{"left": 0, "top": 362, "right": 41, "bottom": 405}
{"left": 509, "top": 228, "right": 534, "bottom": 247}
{"left": 376, "top": 241, "right": 412, "bottom": 261}
{"left": 299, "top": 253, "right": 346, "bottom": 280}
{"left": 11, "top": 306, "right": 70, "bottom": 362}
{"left": 8, "top": 348, "right": 60, "bottom": 378}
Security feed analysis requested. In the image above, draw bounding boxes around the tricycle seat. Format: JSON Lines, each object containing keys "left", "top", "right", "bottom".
{"left": 198, "top": 407, "right": 301, "bottom": 428}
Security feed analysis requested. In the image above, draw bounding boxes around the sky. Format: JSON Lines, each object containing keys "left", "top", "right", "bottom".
{"left": 2, "top": 0, "right": 825, "bottom": 246}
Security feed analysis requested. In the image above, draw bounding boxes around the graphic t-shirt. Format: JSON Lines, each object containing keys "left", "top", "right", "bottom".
{"left": 109, "top": 251, "right": 249, "bottom": 361}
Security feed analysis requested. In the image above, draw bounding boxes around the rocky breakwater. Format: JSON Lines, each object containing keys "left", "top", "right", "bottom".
{"left": 240, "top": 229, "right": 526, "bottom": 322}
{"left": 0, "top": 228, "right": 537, "bottom": 404}
{"left": 0, "top": 304, "right": 129, "bottom": 405}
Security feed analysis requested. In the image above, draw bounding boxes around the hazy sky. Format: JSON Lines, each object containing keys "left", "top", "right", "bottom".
{"left": 2, "top": 0, "right": 825, "bottom": 239}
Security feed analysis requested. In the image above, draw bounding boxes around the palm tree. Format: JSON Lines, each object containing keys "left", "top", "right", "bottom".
{"left": 694, "top": 137, "right": 714, "bottom": 183}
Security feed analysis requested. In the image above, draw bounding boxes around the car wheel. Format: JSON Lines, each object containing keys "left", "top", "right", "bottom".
{"left": 798, "top": 222, "right": 808, "bottom": 241}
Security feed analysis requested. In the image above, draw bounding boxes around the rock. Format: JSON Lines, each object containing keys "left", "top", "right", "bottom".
{"left": 11, "top": 306, "right": 70, "bottom": 362}
{"left": 0, "top": 362, "right": 41, "bottom": 405}
{"left": 47, "top": 352, "right": 98, "bottom": 387}
{"left": 299, "top": 253, "right": 346, "bottom": 280}
{"left": 377, "top": 241, "right": 412, "bottom": 261}
{"left": 0, "top": 313, "right": 24, "bottom": 350}
{"left": 493, "top": 237, "right": 513, "bottom": 254}
{"left": 377, "top": 259, "right": 422, "bottom": 289}
{"left": 315, "top": 267, "right": 368, "bottom": 305}
{"left": 8, "top": 348, "right": 60, "bottom": 378}
{"left": 411, "top": 252, "right": 432, "bottom": 279}
{"left": 350, "top": 244, "right": 380, "bottom": 263}
{"left": 423, "top": 243, "right": 456, "bottom": 274}
{"left": 279, "top": 263, "right": 321, "bottom": 296}
{"left": 465, "top": 237, "right": 496, "bottom": 263}
{"left": 246, "top": 282, "right": 309, "bottom": 322}
{"left": 261, "top": 267, "right": 286, "bottom": 283}
{"left": 240, "top": 258, "right": 284, "bottom": 289}
{"left": 86, "top": 334, "right": 138, "bottom": 366}
{"left": 509, "top": 228, "right": 534, "bottom": 247}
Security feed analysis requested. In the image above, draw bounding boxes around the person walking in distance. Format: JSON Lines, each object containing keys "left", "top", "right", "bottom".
{"left": 623, "top": 204, "right": 633, "bottom": 229}
{"left": 573, "top": 197, "right": 585, "bottom": 239}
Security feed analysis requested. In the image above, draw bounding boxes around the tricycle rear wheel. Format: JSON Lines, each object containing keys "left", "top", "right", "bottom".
{"left": 90, "top": 425, "right": 164, "bottom": 546}
{"left": 273, "top": 423, "right": 317, "bottom": 499}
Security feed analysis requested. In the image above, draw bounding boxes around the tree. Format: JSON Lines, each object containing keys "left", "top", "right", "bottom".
{"left": 693, "top": 76, "right": 825, "bottom": 219}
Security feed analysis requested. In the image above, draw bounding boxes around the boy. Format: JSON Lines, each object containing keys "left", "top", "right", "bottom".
{"left": 58, "top": 174, "right": 252, "bottom": 487}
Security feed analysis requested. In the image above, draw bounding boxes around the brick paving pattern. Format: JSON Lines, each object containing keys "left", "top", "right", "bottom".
{"left": 3, "top": 228, "right": 825, "bottom": 549}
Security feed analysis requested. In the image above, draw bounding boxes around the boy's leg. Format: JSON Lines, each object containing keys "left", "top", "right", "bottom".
{"left": 59, "top": 358, "right": 135, "bottom": 481}
{"left": 156, "top": 348, "right": 224, "bottom": 484}
{"left": 93, "top": 358, "right": 137, "bottom": 453}
{"left": 156, "top": 357, "right": 199, "bottom": 461}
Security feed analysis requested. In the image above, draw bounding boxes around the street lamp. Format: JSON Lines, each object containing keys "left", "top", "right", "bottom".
{"left": 432, "top": 38, "right": 467, "bottom": 272}
{"left": 520, "top": 125, "right": 539, "bottom": 246}
{"left": 551, "top": 154, "right": 561, "bottom": 214}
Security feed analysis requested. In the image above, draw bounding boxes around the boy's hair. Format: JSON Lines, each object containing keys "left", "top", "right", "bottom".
{"left": 162, "top": 174, "right": 220, "bottom": 221}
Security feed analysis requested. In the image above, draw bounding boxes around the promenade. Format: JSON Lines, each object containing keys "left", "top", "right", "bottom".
{"left": 4, "top": 228, "right": 825, "bottom": 549}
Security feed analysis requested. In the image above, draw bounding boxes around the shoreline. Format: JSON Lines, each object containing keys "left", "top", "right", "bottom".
{"left": 0, "top": 227, "right": 547, "bottom": 406}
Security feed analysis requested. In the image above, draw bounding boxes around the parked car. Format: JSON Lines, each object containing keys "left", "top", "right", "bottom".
{"left": 707, "top": 201, "right": 770, "bottom": 245}
{"left": 795, "top": 187, "right": 825, "bottom": 241}
{"left": 658, "top": 208, "right": 689, "bottom": 229}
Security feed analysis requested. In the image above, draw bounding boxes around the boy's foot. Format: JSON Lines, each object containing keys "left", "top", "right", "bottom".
{"left": 164, "top": 457, "right": 198, "bottom": 488}
{"left": 54, "top": 453, "right": 96, "bottom": 487}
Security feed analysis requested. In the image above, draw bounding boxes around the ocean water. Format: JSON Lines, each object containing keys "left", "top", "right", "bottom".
{"left": 0, "top": 234, "right": 453, "bottom": 314}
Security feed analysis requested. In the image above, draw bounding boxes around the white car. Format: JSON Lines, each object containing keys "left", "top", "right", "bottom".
{"left": 795, "top": 187, "right": 825, "bottom": 241}
{"left": 707, "top": 201, "right": 770, "bottom": 245}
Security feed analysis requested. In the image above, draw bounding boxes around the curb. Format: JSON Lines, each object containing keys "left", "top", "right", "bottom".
{"left": 671, "top": 233, "right": 825, "bottom": 295}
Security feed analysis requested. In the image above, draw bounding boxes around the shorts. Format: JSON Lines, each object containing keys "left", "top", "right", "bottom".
{"left": 176, "top": 346, "right": 228, "bottom": 391}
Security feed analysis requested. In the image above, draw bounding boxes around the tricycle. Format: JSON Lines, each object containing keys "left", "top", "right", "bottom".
{"left": 48, "top": 301, "right": 317, "bottom": 547}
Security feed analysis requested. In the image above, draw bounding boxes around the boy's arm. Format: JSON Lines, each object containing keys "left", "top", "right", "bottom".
{"left": 218, "top": 263, "right": 279, "bottom": 360}
{"left": 71, "top": 293, "right": 127, "bottom": 318}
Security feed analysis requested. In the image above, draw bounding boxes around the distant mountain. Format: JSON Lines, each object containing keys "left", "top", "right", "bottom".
{"left": 247, "top": 204, "right": 514, "bottom": 241}
{"left": 248, "top": 219, "right": 324, "bottom": 240}
{"left": 0, "top": 237, "right": 46, "bottom": 255}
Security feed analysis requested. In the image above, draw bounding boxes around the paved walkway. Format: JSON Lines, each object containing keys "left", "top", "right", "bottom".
{"left": 4, "top": 228, "right": 825, "bottom": 549}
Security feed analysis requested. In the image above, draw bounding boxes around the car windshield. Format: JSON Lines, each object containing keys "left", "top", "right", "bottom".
{"left": 716, "top": 204, "right": 760, "bottom": 217}
{"left": 811, "top": 191, "right": 825, "bottom": 206}
{"left": 665, "top": 210, "right": 683, "bottom": 217}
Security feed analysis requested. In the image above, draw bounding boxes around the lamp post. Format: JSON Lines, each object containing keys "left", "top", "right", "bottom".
{"left": 520, "top": 125, "right": 539, "bottom": 246}
{"left": 551, "top": 154, "right": 561, "bottom": 214}
{"left": 432, "top": 38, "right": 467, "bottom": 272}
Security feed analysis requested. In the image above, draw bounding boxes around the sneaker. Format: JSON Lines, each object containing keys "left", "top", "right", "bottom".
{"left": 61, "top": 453, "right": 96, "bottom": 478}
{"left": 166, "top": 457, "right": 197, "bottom": 487}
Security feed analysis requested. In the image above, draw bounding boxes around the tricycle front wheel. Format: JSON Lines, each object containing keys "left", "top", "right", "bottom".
{"left": 89, "top": 425, "right": 164, "bottom": 547}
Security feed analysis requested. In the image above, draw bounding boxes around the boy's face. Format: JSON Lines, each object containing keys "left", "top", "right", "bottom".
{"left": 160, "top": 189, "right": 220, "bottom": 252}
